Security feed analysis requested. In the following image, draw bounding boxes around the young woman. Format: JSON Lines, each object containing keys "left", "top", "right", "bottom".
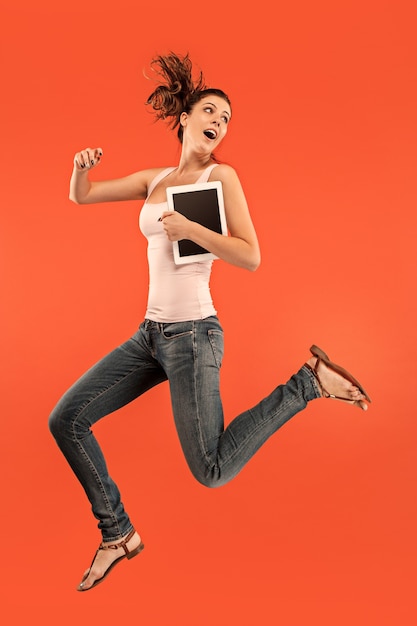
{"left": 49, "top": 53, "right": 371, "bottom": 592}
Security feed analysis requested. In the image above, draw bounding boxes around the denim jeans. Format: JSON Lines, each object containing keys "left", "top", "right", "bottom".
{"left": 49, "top": 316, "right": 320, "bottom": 541}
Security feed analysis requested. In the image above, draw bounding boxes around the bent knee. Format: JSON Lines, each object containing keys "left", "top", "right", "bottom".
{"left": 192, "top": 468, "right": 229, "bottom": 489}
{"left": 48, "top": 407, "right": 63, "bottom": 439}
{"left": 48, "top": 401, "right": 73, "bottom": 440}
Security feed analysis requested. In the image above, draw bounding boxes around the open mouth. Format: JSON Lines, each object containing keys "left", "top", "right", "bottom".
{"left": 203, "top": 129, "right": 217, "bottom": 140}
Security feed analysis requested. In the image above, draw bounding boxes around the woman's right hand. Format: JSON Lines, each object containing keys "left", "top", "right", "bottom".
{"left": 74, "top": 147, "right": 103, "bottom": 171}
{"left": 69, "top": 149, "right": 151, "bottom": 204}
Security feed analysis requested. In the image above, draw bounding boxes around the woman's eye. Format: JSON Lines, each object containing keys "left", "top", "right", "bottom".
{"left": 222, "top": 116, "right": 229, "bottom": 124}
{"left": 204, "top": 107, "right": 213, "bottom": 113}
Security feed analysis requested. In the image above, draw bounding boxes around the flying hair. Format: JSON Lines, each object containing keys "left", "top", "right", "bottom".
{"left": 145, "top": 52, "right": 231, "bottom": 143}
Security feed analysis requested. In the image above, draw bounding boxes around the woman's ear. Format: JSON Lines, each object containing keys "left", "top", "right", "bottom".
{"left": 180, "top": 111, "right": 188, "bottom": 127}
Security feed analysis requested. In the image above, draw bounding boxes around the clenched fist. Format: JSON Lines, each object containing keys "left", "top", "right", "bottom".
{"left": 74, "top": 147, "right": 103, "bottom": 171}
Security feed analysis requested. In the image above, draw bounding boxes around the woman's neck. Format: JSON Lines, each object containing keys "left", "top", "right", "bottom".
{"left": 176, "top": 144, "right": 213, "bottom": 176}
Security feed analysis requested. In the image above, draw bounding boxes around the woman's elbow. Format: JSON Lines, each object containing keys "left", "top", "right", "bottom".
{"left": 69, "top": 193, "right": 86, "bottom": 205}
{"left": 248, "top": 259, "right": 261, "bottom": 272}
{"left": 246, "top": 251, "right": 261, "bottom": 272}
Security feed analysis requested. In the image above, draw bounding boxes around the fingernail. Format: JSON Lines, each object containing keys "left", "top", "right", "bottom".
{"left": 91, "top": 160, "right": 94, "bottom": 165}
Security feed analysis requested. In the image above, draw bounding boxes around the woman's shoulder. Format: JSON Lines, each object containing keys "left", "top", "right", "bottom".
{"left": 122, "top": 166, "right": 174, "bottom": 189}
{"left": 142, "top": 166, "right": 175, "bottom": 182}
{"left": 209, "top": 163, "right": 241, "bottom": 185}
{"left": 210, "top": 163, "right": 237, "bottom": 182}
{"left": 137, "top": 166, "right": 175, "bottom": 194}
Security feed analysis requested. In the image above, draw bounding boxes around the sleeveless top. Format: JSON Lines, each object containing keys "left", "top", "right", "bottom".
{"left": 139, "top": 164, "right": 219, "bottom": 322}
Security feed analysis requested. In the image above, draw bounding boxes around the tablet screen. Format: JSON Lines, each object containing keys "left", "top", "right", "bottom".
{"left": 166, "top": 181, "right": 227, "bottom": 264}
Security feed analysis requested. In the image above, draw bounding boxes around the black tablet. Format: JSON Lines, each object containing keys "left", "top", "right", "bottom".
{"left": 166, "top": 181, "right": 228, "bottom": 264}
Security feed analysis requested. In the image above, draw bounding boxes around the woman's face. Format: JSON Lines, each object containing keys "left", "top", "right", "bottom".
{"left": 181, "top": 95, "right": 232, "bottom": 152}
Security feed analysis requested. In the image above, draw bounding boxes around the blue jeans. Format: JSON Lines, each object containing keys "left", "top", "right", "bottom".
{"left": 49, "top": 316, "right": 320, "bottom": 541}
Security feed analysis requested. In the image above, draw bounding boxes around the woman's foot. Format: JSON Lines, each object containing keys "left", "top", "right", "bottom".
{"left": 306, "top": 345, "right": 371, "bottom": 411}
{"left": 77, "top": 529, "right": 144, "bottom": 592}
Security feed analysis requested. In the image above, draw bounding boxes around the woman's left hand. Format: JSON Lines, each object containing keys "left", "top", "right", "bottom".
{"left": 159, "top": 211, "right": 192, "bottom": 241}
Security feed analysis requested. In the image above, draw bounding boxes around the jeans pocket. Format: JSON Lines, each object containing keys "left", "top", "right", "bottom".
{"left": 207, "top": 329, "right": 224, "bottom": 368}
{"left": 162, "top": 323, "right": 193, "bottom": 340}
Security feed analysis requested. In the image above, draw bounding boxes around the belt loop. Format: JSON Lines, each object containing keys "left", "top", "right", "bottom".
{"left": 144, "top": 319, "right": 164, "bottom": 332}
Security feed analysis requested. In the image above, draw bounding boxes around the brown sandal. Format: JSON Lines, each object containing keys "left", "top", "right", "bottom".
{"left": 77, "top": 528, "right": 144, "bottom": 592}
{"left": 306, "top": 345, "right": 371, "bottom": 409}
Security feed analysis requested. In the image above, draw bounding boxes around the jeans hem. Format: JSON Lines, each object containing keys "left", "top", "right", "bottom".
{"left": 102, "top": 524, "right": 135, "bottom": 544}
{"left": 301, "top": 364, "right": 322, "bottom": 399}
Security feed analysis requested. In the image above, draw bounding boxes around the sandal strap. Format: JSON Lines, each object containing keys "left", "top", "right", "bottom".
{"left": 313, "top": 357, "right": 331, "bottom": 397}
{"left": 305, "top": 360, "right": 326, "bottom": 396}
{"left": 99, "top": 528, "right": 136, "bottom": 556}
{"left": 306, "top": 359, "right": 356, "bottom": 403}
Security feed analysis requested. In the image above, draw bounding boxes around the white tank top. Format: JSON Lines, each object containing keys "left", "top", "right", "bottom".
{"left": 139, "top": 164, "right": 218, "bottom": 322}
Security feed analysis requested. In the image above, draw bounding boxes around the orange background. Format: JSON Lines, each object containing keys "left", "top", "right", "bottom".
{"left": 2, "top": 1, "right": 417, "bottom": 624}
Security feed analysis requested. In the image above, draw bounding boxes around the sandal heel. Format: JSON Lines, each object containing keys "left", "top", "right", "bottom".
{"left": 127, "top": 542, "right": 145, "bottom": 560}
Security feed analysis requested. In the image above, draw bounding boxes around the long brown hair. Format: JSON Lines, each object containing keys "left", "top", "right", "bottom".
{"left": 146, "top": 52, "right": 231, "bottom": 143}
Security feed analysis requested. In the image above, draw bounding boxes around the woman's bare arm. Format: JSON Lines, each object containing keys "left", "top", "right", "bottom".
{"left": 69, "top": 147, "right": 162, "bottom": 205}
